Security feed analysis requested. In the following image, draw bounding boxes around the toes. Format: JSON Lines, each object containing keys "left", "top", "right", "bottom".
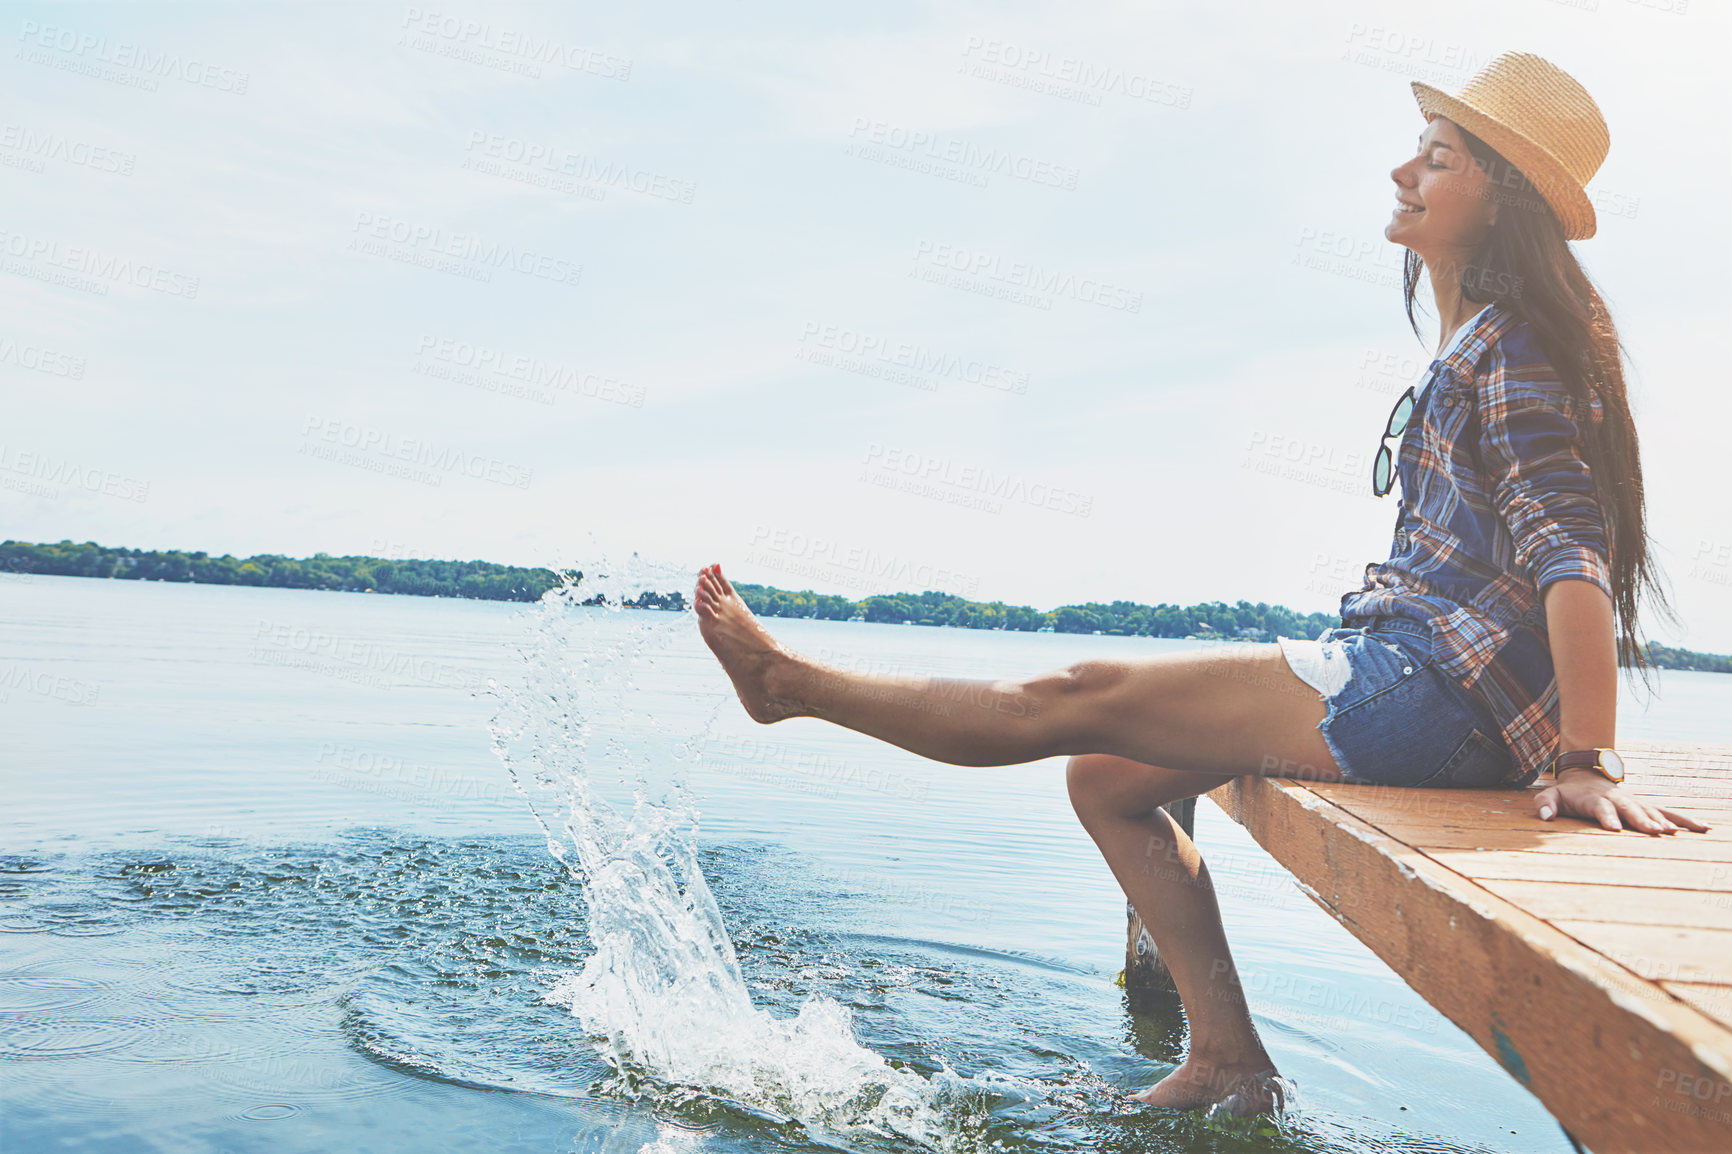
{"left": 694, "top": 568, "right": 720, "bottom": 611}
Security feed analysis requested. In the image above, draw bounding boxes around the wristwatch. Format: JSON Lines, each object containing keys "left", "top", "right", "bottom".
{"left": 1551, "top": 747, "right": 1625, "bottom": 784}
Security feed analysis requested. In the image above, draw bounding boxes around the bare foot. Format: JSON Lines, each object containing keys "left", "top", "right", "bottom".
{"left": 693, "top": 564, "right": 806, "bottom": 723}
{"left": 1130, "top": 1057, "right": 1288, "bottom": 1117}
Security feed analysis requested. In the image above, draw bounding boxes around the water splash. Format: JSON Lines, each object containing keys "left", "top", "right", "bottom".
{"left": 486, "top": 559, "right": 1024, "bottom": 1150}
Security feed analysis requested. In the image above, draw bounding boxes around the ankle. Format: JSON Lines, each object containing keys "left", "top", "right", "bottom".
{"left": 1181, "top": 1049, "right": 1274, "bottom": 1075}
{"left": 761, "top": 652, "right": 814, "bottom": 718}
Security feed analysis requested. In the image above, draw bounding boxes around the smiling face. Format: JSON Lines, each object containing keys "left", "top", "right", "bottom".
{"left": 1386, "top": 117, "right": 1499, "bottom": 264}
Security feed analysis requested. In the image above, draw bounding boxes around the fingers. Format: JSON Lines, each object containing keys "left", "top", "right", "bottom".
{"left": 1532, "top": 786, "right": 1712, "bottom": 835}
{"left": 1592, "top": 796, "right": 1622, "bottom": 832}
{"left": 1613, "top": 796, "right": 1674, "bottom": 836}
{"left": 1642, "top": 803, "right": 1678, "bottom": 834}
{"left": 1654, "top": 806, "right": 1714, "bottom": 833}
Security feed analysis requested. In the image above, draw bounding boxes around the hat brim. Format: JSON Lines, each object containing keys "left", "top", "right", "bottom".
{"left": 1412, "top": 81, "right": 1596, "bottom": 240}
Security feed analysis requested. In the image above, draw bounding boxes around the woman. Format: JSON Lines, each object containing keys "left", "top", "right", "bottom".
{"left": 693, "top": 52, "right": 1711, "bottom": 1116}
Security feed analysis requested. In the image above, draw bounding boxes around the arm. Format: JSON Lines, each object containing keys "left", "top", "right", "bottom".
{"left": 1547, "top": 576, "right": 1618, "bottom": 756}
{"left": 1475, "top": 352, "right": 1707, "bottom": 832}
{"left": 1532, "top": 580, "right": 1688, "bottom": 832}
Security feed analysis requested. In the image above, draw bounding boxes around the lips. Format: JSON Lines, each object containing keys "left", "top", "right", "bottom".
{"left": 1395, "top": 201, "right": 1425, "bottom": 214}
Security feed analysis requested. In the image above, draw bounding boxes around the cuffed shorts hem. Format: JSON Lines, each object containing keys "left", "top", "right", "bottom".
{"left": 1282, "top": 618, "right": 1522, "bottom": 789}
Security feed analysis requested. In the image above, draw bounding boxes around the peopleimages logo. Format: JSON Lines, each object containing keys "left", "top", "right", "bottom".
{"left": 957, "top": 37, "right": 1192, "bottom": 109}
{"left": 349, "top": 212, "right": 582, "bottom": 287}
{"left": 0, "top": 335, "right": 86, "bottom": 378}
{"left": 253, "top": 622, "right": 487, "bottom": 692}
{"left": 845, "top": 117, "right": 1080, "bottom": 190}
{"left": 747, "top": 525, "right": 982, "bottom": 599}
{"left": 399, "top": 8, "right": 631, "bottom": 79}
{"left": 0, "top": 226, "right": 200, "bottom": 298}
{"left": 414, "top": 336, "right": 645, "bottom": 407}
{"left": 462, "top": 132, "right": 694, "bottom": 203}
{"left": 862, "top": 442, "right": 1094, "bottom": 517}
{"left": 299, "top": 417, "right": 533, "bottom": 489}
{"left": 0, "top": 123, "right": 135, "bottom": 175}
{"left": 0, "top": 663, "right": 101, "bottom": 707}
{"left": 15, "top": 19, "right": 250, "bottom": 93}
{"left": 797, "top": 322, "right": 1029, "bottom": 395}
{"left": 0, "top": 444, "right": 148, "bottom": 502}
{"left": 910, "top": 239, "right": 1142, "bottom": 313}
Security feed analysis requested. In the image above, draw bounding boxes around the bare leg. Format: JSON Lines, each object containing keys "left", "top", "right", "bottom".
{"left": 1068, "top": 754, "right": 1284, "bottom": 1111}
{"left": 694, "top": 563, "right": 1344, "bottom": 777}
{"left": 695, "top": 563, "right": 1344, "bottom": 1113}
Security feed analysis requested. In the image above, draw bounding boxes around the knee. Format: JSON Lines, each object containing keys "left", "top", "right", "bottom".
{"left": 1046, "top": 659, "right": 1129, "bottom": 698}
{"left": 1032, "top": 661, "right": 1132, "bottom": 743}
{"left": 1065, "top": 753, "right": 1123, "bottom": 816}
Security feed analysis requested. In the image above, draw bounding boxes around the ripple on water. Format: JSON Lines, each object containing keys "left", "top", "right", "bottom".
{"left": 155, "top": 958, "right": 362, "bottom": 1004}
{"left": 0, "top": 897, "right": 130, "bottom": 939}
{"left": 0, "top": 1016, "right": 151, "bottom": 1060}
{"left": 238, "top": 1103, "right": 302, "bottom": 1121}
{"left": 0, "top": 974, "right": 111, "bottom": 1014}
{"left": 0, "top": 856, "right": 54, "bottom": 874}
{"left": 207, "top": 1053, "right": 414, "bottom": 1105}
{"left": 47, "top": 921, "right": 128, "bottom": 938}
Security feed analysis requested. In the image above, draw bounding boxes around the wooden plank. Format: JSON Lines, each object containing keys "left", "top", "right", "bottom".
{"left": 1622, "top": 741, "right": 1732, "bottom": 761}
{"left": 1422, "top": 848, "right": 1729, "bottom": 891}
{"left": 1205, "top": 778, "right": 1732, "bottom": 1153}
{"left": 1476, "top": 879, "right": 1732, "bottom": 932}
{"left": 1629, "top": 771, "right": 1732, "bottom": 785}
{"left": 1600, "top": 780, "right": 1732, "bottom": 797}
{"left": 1302, "top": 783, "right": 1528, "bottom": 821}
{"left": 1307, "top": 783, "right": 1732, "bottom": 818}
{"left": 1352, "top": 813, "right": 1732, "bottom": 841}
{"left": 1662, "top": 982, "right": 1732, "bottom": 1028}
{"left": 1623, "top": 740, "right": 1732, "bottom": 760}
{"left": 1621, "top": 798, "right": 1732, "bottom": 814}
{"left": 1397, "top": 827, "right": 1732, "bottom": 862}
{"left": 1550, "top": 921, "right": 1732, "bottom": 987}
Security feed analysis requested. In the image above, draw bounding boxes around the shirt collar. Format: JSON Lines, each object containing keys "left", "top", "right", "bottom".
{"left": 1435, "top": 302, "right": 1516, "bottom": 385}
{"left": 1440, "top": 303, "right": 1492, "bottom": 360}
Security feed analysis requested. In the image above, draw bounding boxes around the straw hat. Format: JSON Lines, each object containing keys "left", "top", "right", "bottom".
{"left": 1412, "top": 52, "right": 1609, "bottom": 240}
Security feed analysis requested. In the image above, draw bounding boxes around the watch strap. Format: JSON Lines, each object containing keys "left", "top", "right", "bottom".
{"left": 1552, "top": 748, "right": 1621, "bottom": 782}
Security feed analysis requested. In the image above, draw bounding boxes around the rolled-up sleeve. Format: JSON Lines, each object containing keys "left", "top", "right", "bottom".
{"left": 1477, "top": 372, "right": 1614, "bottom": 600}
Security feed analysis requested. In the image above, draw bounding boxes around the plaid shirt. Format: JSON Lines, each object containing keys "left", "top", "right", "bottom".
{"left": 1338, "top": 303, "right": 1612, "bottom": 785}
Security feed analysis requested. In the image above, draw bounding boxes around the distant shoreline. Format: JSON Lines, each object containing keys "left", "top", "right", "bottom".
{"left": 5, "top": 538, "right": 1729, "bottom": 673}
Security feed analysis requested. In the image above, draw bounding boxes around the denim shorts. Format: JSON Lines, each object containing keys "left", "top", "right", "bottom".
{"left": 1278, "top": 616, "right": 1527, "bottom": 788}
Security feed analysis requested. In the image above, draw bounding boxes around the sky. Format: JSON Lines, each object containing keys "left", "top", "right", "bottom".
{"left": 5, "top": 0, "right": 1730, "bottom": 650}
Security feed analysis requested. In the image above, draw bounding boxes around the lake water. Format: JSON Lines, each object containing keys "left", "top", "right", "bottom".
{"left": 4, "top": 573, "right": 1728, "bottom": 1153}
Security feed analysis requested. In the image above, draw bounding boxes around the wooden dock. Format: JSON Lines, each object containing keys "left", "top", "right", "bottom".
{"left": 1129, "top": 740, "right": 1732, "bottom": 1153}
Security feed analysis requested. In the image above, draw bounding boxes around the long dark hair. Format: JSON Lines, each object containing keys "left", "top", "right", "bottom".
{"left": 1401, "top": 124, "right": 1670, "bottom": 678}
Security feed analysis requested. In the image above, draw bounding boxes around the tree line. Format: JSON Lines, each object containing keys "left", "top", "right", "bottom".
{"left": 2, "top": 538, "right": 564, "bottom": 602}
{"left": 5, "top": 538, "right": 1729, "bottom": 670}
{"left": 729, "top": 582, "right": 1336, "bottom": 642}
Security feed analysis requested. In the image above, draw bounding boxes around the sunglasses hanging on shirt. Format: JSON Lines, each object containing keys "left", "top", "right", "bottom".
{"left": 1372, "top": 386, "right": 1417, "bottom": 497}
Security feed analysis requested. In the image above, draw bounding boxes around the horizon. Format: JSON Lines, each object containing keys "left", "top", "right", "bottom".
{"left": 13, "top": 538, "right": 1732, "bottom": 668}
{"left": 6, "top": 533, "right": 1347, "bottom": 616}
